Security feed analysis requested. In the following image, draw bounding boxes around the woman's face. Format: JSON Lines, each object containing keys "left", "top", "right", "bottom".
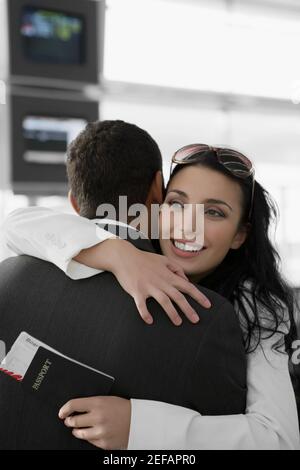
{"left": 159, "top": 165, "right": 248, "bottom": 281}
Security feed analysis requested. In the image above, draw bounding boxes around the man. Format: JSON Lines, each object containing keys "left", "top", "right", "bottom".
{"left": 0, "top": 120, "right": 246, "bottom": 450}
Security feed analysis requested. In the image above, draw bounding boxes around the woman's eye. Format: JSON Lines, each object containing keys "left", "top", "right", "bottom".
{"left": 205, "top": 209, "right": 225, "bottom": 218}
{"left": 169, "top": 200, "right": 184, "bottom": 210}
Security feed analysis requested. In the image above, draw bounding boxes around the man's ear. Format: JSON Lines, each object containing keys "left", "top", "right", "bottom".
{"left": 68, "top": 190, "right": 80, "bottom": 214}
{"left": 146, "top": 171, "right": 164, "bottom": 206}
{"left": 230, "top": 223, "right": 249, "bottom": 250}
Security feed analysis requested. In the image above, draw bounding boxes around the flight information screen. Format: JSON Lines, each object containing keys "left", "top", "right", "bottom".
{"left": 22, "top": 116, "right": 87, "bottom": 164}
{"left": 20, "top": 6, "right": 85, "bottom": 64}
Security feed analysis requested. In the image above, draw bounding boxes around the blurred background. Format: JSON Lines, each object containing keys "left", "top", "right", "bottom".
{"left": 0, "top": 0, "right": 300, "bottom": 289}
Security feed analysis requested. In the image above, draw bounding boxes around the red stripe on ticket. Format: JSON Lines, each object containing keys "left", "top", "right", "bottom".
{"left": 0, "top": 367, "right": 23, "bottom": 382}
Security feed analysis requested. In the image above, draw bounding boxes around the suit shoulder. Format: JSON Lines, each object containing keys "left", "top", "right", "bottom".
{"left": 194, "top": 284, "right": 236, "bottom": 315}
{"left": 0, "top": 254, "right": 53, "bottom": 271}
{"left": 0, "top": 255, "right": 64, "bottom": 286}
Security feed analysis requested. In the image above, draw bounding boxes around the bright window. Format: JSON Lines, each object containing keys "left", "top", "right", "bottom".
{"left": 104, "top": 0, "right": 300, "bottom": 100}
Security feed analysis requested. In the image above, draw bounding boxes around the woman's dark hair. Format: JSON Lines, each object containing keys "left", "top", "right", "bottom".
{"left": 167, "top": 151, "right": 298, "bottom": 357}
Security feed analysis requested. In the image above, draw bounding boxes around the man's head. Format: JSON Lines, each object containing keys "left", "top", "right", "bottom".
{"left": 66, "top": 120, "right": 164, "bottom": 220}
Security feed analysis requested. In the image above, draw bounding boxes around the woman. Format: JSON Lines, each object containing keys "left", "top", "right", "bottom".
{"left": 3, "top": 144, "right": 300, "bottom": 449}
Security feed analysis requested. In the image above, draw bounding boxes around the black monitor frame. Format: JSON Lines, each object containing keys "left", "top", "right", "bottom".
{"left": 7, "top": 0, "right": 103, "bottom": 87}
{"left": 10, "top": 89, "right": 99, "bottom": 195}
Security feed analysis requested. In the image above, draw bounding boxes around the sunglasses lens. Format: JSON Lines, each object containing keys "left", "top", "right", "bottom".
{"left": 173, "top": 144, "right": 209, "bottom": 163}
{"left": 217, "top": 151, "right": 252, "bottom": 177}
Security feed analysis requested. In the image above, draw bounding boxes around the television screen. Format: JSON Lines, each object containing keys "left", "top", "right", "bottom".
{"left": 22, "top": 116, "right": 87, "bottom": 164}
{"left": 20, "top": 6, "right": 85, "bottom": 64}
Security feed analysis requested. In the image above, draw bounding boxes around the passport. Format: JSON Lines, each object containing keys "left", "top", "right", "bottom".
{"left": 0, "top": 332, "right": 115, "bottom": 411}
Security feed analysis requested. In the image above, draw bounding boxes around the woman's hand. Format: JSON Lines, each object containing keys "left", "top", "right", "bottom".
{"left": 76, "top": 238, "right": 211, "bottom": 325}
{"left": 59, "top": 396, "right": 131, "bottom": 450}
{"left": 112, "top": 241, "right": 211, "bottom": 325}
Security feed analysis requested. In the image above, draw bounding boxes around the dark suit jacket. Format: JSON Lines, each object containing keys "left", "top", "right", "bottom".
{"left": 0, "top": 236, "right": 246, "bottom": 449}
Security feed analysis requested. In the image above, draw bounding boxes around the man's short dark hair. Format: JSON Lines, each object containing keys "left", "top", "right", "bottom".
{"left": 66, "top": 120, "right": 163, "bottom": 218}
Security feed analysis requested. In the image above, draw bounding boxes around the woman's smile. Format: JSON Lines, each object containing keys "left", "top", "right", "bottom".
{"left": 170, "top": 239, "right": 207, "bottom": 258}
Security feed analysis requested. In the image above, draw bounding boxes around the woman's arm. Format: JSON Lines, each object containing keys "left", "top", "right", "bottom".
{"left": 59, "top": 335, "right": 299, "bottom": 450}
{"left": 2, "top": 207, "right": 211, "bottom": 324}
{"left": 128, "top": 337, "right": 300, "bottom": 450}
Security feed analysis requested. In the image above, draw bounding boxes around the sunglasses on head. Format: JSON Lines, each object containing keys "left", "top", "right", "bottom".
{"left": 170, "top": 143, "right": 255, "bottom": 221}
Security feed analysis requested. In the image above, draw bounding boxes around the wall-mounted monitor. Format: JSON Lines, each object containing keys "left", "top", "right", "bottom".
{"left": 22, "top": 116, "right": 87, "bottom": 165}
{"left": 7, "top": 0, "right": 104, "bottom": 88}
{"left": 9, "top": 90, "right": 99, "bottom": 195}
{"left": 21, "top": 7, "right": 85, "bottom": 65}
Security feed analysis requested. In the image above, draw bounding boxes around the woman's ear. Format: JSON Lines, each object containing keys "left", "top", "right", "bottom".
{"left": 68, "top": 190, "right": 80, "bottom": 214}
{"left": 230, "top": 223, "right": 250, "bottom": 250}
